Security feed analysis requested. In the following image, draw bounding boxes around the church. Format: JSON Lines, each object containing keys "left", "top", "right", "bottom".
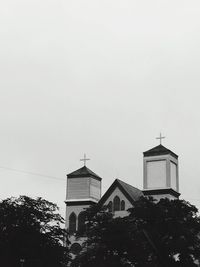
{"left": 65, "top": 138, "right": 180, "bottom": 251}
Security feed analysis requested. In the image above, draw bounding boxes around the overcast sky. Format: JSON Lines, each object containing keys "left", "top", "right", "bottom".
{"left": 1, "top": 0, "right": 200, "bottom": 217}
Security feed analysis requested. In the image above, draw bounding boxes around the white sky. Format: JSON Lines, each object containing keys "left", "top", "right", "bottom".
{"left": 1, "top": 0, "right": 200, "bottom": 217}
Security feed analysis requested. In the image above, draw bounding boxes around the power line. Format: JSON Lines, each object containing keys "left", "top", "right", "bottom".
{"left": 0, "top": 166, "right": 200, "bottom": 205}
{"left": 0, "top": 166, "right": 65, "bottom": 181}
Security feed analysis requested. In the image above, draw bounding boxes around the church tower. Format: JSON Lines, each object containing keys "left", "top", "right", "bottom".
{"left": 143, "top": 136, "right": 180, "bottom": 200}
{"left": 65, "top": 155, "right": 102, "bottom": 235}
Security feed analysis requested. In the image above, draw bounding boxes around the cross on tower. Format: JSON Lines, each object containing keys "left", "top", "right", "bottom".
{"left": 80, "top": 153, "right": 90, "bottom": 166}
{"left": 156, "top": 133, "right": 165, "bottom": 145}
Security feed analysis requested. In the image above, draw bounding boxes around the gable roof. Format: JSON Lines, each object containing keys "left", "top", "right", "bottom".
{"left": 99, "top": 179, "right": 143, "bottom": 206}
{"left": 67, "top": 166, "right": 102, "bottom": 181}
{"left": 143, "top": 144, "right": 178, "bottom": 159}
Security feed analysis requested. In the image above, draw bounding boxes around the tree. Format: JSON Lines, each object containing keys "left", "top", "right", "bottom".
{"left": 74, "top": 197, "right": 200, "bottom": 267}
{"left": 73, "top": 204, "right": 135, "bottom": 267}
{"left": 0, "top": 195, "right": 70, "bottom": 267}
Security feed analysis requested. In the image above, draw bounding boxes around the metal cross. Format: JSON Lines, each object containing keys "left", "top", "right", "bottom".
{"left": 156, "top": 133, "right": 165, "bottom": 145}
{"left": 80, "top": 153, "right": 90, "bottom": 166}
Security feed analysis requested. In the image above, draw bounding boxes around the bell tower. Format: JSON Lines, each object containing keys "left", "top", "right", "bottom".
{"left": 143, "top": 135, "right": 180, "bottom": 200}
{"left": 65, "top": 155, "right": 102, "bottom": 234}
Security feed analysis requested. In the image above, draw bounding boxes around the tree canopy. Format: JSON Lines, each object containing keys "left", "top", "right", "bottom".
{"left": 0, "top": 195, "right": 69, "bottom": 267}
{"left": 74, "top": 197, "right": 200, "bottom": 267}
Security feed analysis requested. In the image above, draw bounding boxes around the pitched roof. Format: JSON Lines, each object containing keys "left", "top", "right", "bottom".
{"left": 117, "top": 179, "right": 143, "bottom": 201}
{"left": 143, "top": 144, "right": 178, "bottom": 158}
{"left": 67, "top": 166, "right": 102, "bottom": 180}
{"left": 99, "top": 178, "right": 143, "bottom": 206}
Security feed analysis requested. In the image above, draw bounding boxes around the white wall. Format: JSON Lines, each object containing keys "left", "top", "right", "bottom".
{"left": 103, "top": 187, "right": 133, "bottom": 217}
{"left": 143, "top": 154, "right": 179, "bottom": 193}
{"left": 67, "top": 177, "right": 90, "bottom": 199}
{"left": 170, "top": 162, "right": 177, "bottom": 191}
{"left": 90, "top": 178, "right": 101, "bottom": 200}
{"left": 151, "top": 194, "right": 177, "bottom": 201}
{"left": 147, "top": 160, "right": 166, "bottom": 188}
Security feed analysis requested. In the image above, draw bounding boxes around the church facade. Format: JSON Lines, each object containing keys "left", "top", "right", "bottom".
{"left": 65, "top": 143, "right": 180, "bottom": 250}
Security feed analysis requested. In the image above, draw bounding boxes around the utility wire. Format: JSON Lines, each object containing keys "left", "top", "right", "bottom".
{"left": 0, "top": 166, "right": 200, "bottom": 204}
{"left": 0, "top": 166, "right": 65, "bottom": 181}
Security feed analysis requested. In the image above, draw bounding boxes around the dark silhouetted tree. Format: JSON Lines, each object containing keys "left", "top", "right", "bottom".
{"left": 74, "top": 197, "right": 200, "bottom": 267}
{"left": 0, "top": 195, "right": 70, "bottom": 267}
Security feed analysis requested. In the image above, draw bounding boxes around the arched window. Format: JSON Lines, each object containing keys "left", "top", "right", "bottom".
{"left": 107, "top": 201, "right": 113, "bottom": 212}
{"left": 78, "top": 212, "right": 86, "bottom": 233}
{"left": 69, "top": 212, "right": 76, "bottom": 233}
{"left": 121, "top": 200, "right": 125, "bottom": 211}
{"left": 113, "top": 196, "right": 120, "bottom": 211}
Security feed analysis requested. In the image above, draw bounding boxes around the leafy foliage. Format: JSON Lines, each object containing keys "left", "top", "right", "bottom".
{"left": 0, "top": 195, "right": 70, "bottom": 267}
{"left": 74, "top": 197, "right": 200, "bottom": 267}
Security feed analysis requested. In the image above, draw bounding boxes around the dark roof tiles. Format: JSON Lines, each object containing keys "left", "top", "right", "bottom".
{"left": 143, "top": 144, "right": 178, "bottom": 158}
{"left": 67, "top": 166, "right": 102, "bottom": 180}
{"left": 116, "top": 179, "right": 143, "bottom": 202}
